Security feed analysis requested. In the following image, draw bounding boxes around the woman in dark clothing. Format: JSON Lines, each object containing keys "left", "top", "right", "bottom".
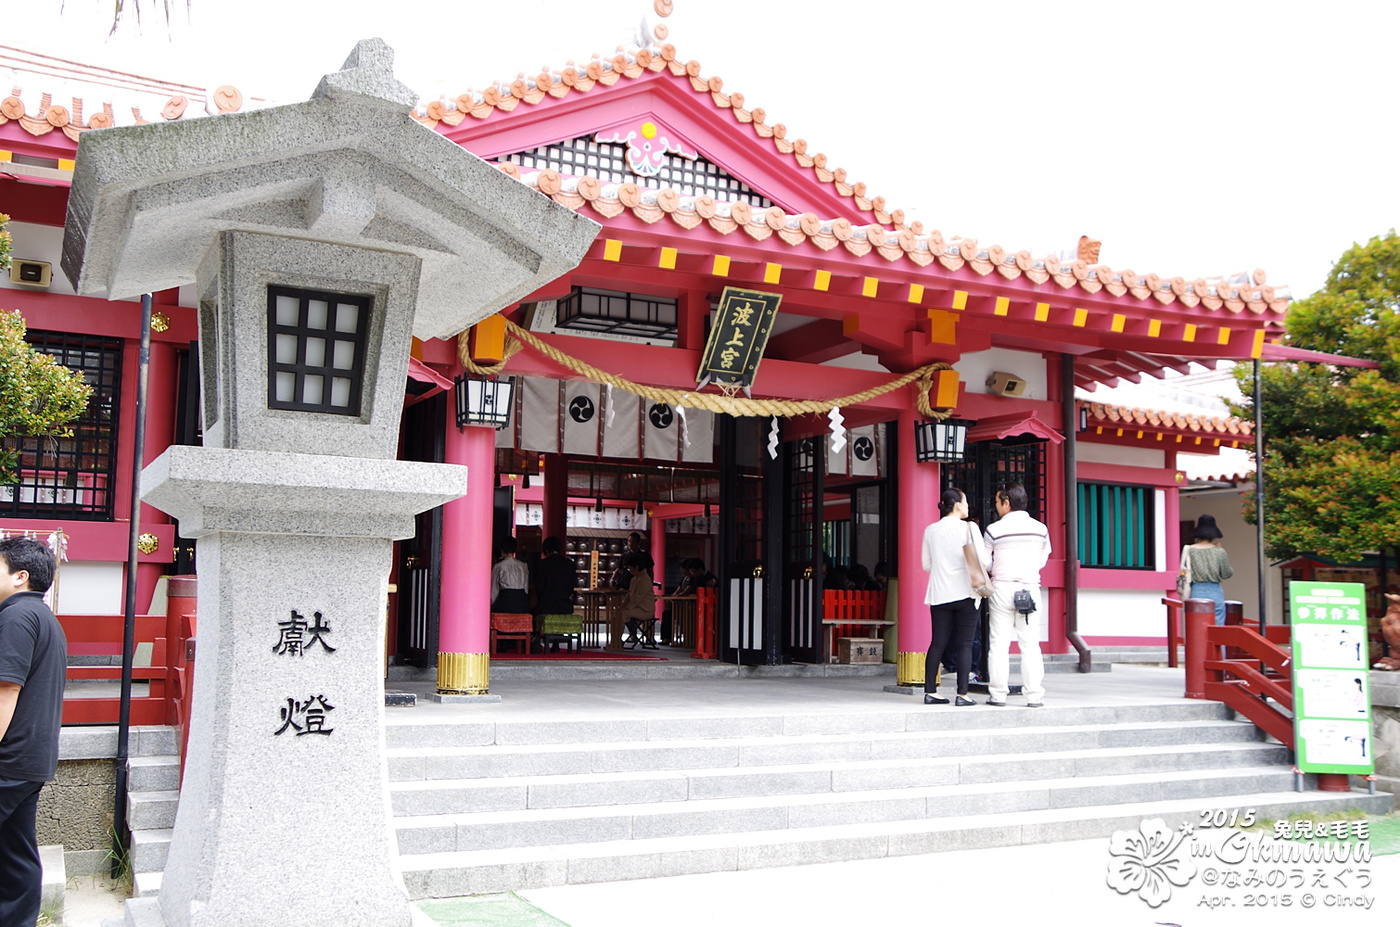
{"left": 1183, "top": 514, "right": 1234, "bottom": 625}
{"left": 920, "top": 488, "right": 989, "bottom": 706}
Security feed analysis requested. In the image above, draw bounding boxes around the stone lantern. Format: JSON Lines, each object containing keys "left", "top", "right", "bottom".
{"left": 61, "top": 39, "right": 598, "bottom": 927}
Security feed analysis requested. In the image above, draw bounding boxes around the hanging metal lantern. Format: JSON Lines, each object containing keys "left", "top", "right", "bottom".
{"left": 914, "top": 417, "right": 972, "bottom": 462}
{"left": 453, "top": 374, "right": 516, "bottom": 429}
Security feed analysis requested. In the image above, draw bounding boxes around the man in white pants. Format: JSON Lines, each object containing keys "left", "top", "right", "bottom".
{"left": 983, "top": 482, "right": 1050, "bottom": 707}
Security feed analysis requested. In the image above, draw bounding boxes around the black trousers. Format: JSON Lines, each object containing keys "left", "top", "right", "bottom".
{"left": 0, "top": 778, "right": 45, "bottom": 927}
{"left": 925, "top": 597, "right": 979, "bottom": 695}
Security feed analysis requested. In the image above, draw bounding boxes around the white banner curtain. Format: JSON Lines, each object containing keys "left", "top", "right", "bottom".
{"left": 826, "top": 433, "right": 848, "bottom": 477}
{"left": 850, "top": 425, "right": 880, "bottom": 478}
{"left": 519, "top": 377, "right": 560, "bottom": 454}
{"left": 561, "top": 381, "right": 602, "bottom": 456}
{"left": 642, "top": 401, "right": 679, "bottom": 461}
{"left": 601, "top": 388, "right": 641, "bottom": 459}
{"left": 680, "top": 408, "right": 715, "bottom": 464}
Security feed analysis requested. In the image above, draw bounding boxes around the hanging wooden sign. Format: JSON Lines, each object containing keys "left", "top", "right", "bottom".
{"left": 695, "top": 286, "right": 781, "bottom": 389}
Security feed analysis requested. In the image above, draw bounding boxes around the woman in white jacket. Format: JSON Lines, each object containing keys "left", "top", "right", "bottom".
{"left": 921, "top": 488, "right": 990, "bottom": 706}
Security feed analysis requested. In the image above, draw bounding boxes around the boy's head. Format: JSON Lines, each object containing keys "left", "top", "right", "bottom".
{"left": 0, "top": 537, "right": 56, "bottom": 599}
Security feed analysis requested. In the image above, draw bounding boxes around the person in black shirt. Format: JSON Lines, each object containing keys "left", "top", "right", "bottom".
{"left": 533, "top": 536, "right": 578, "bottom": 647}
{"left": 0, "top": 537, "right": 67, "bottom": 927}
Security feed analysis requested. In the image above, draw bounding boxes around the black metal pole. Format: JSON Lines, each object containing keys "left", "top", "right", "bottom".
{"left": 113, "top": 293, "right": 153, "bottom": 874}
{"left": 1061, "top": 353, "right": 1090, "bottom": 671}
{"left": 1253, "top": 359, "right": 1268, "bottom": 627}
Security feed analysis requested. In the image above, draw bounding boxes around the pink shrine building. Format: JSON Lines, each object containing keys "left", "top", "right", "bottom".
{"left": 0, "top": 14, "right": 1277, "bottom": 698}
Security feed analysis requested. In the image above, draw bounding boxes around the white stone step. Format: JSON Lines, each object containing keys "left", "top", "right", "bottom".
{"left": 129, "top": 827, "right": 172, "bottom": 874}
{"left": 126, "top": 755, "right": 180, "bottom": 792}
{"left": 387, "top": 741, "right": 1289, "bottom": 816}
{"left": 386, "top": 718, "right": 1261, "bottom": 781}
{"left": 392, "top": 765, "right": 1299, "bottom": 855}
{"left": 382, "top": 700, "right": 1237, "bottom": 750}
{"left": 396, "top": 789, "right": 1393, "bottom": 898}
{"left": 133, "top": 869, "right": 163, "bottom": 898}
{"left": 128, "top": 790, "right": 180, "bottom": 830}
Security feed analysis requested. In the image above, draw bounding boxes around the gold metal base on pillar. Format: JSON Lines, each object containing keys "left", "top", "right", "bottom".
{"left": 437, "top": 652, "right": 489, "bottom": 695}
{"left": 896, "top": 650, "right": 926, "bottom": 688}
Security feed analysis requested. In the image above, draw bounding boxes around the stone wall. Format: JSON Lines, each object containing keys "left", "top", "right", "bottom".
{"left": 1371, "top": 670, "right": 1400, "bottom": 796}
{"left": 37, "top": 757, "right": 115, "bottom": 851}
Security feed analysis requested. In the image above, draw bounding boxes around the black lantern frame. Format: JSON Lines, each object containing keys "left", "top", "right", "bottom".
{"left": 454, "top": 374, "right": 516, "bottom": 429}
{"left": 914, "top": 417, "right": 972, "bottom": 463}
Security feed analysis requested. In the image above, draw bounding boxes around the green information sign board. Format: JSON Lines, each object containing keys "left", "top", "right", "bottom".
{"left": 1289, "top": 581, "right": 1374, "bottom": 775}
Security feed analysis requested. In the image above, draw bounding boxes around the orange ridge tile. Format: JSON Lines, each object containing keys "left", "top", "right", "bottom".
{"left": 418, "top": 39, "right": 1291, "bottom": 315}
{"left": 1085, "top": 402, "right": 1252, "bottom": 438}
{"left": 492, "top": 164, "right": 1291, "bottom": 317}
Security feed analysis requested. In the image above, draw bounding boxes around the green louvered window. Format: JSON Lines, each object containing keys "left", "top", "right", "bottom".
{"left": 1078, "top": 482, "right": 1155, "bottom": 569}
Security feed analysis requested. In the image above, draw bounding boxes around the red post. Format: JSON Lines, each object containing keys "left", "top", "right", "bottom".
{"left": 1184, "top": 598, "right": 1215, "bottom": 699}
{"left": 693, "top": 587, "right": 718, "bottom": 659}
{"left": 165, "top": 575, "right": 197, "bottom": 725}
{"left": 165, "top": 575, "right": 197, "bottom": 782}
{"left": 1316, "top": 774, "right": 1352, "bottom": 792}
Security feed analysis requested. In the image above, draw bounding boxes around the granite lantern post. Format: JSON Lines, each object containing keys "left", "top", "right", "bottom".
{"left": 61, "top": 40, "right": 598, "bottom": 927}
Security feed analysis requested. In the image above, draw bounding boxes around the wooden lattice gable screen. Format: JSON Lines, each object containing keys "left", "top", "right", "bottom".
{"left": 499, "top": 133, "right": 773, "bottom": 208}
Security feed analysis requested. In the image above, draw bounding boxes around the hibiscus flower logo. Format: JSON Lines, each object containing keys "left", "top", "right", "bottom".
{"left": 1106, "top": 819, "right": 1197, "bottom": 907}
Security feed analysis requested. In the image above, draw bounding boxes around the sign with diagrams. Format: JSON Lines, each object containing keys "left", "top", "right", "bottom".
{"left": 1289, "top": 581, "right": 1374, "bottom": 774}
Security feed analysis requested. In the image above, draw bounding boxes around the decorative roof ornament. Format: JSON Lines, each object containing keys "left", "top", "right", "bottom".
{"left": 633, "top": 0, "right": 675, "bottom": 47}
{"left": 595, "top": 119, "right": 697, "bottom": 177}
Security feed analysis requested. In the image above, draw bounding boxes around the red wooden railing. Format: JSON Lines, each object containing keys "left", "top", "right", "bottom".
{"left": 1160, "top": 596, "right": 1185, "bottom": 667}
{"left": 61, "top": 577, "right": 197, "bottom": 746}
{"left": 821, "top": 589, "right": 889, "bottom": 662}
{"left": 1181, "top": 598, "right": 1295, "bottom": 746}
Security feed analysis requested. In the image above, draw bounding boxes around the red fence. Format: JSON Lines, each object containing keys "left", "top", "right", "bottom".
{"left": 61, "top": 576, "right": 197, "bottom": 755}
{"left": 1179, "top": 597, "right": 1294, "bottom": 746}
{"left": 821, "top": 589, "right": 889, "bottom": 662}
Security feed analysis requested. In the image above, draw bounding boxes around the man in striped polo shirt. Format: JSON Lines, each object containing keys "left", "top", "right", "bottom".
{"left": 983, "top": 482, "right": 1051, "bottom": 708}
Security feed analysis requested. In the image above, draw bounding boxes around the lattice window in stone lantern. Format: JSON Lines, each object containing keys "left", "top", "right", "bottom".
{"left": 267, "top": 285, "right": 372, "bottom": 415}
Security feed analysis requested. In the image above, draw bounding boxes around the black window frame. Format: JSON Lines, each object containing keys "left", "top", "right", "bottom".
{"left": 1, "top": 330, "right": 122, "bottom": 521}
{"left": 266, "top": 285, "right": 372, "bottom": 416}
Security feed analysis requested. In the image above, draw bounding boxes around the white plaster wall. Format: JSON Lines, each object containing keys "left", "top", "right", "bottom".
{"left": 1075, "top": 442, "right": 1166, "bottom": 468}
{"left": 956, "top": 347, "right": 1046, "bottom": 400}
{"left": 52, "top": 561, "right": 124, "bottom": 615}
{"left": 1179, "top": 489, "right": 1282, "bottom": 623}
{"left": 1078, "top": 587, "right": 1173, "bottom": 638}
{"left": 0, "top": 221, "right": 76, "bottom": 296}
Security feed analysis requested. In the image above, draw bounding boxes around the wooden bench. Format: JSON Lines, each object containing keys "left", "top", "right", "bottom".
{"left": 489, "top": 613, "right": 534, "bottom": 655}
{"left": 822, "top": 590, "right": 891, "bottom": 663}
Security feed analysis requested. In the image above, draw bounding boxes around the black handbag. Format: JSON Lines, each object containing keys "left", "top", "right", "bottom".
{"left": 1012, "top": 589, "right": 1037, "bottom": 616}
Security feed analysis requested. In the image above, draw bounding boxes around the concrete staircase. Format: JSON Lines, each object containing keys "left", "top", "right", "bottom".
{"left": 124, "top": 744, "right": 181, "bottom": 898}
{"left": 384, "top": 700, "right": 1390, "bottom": 898}
{"left": 121, "top": 695, "right": 1392, "bottom": 902}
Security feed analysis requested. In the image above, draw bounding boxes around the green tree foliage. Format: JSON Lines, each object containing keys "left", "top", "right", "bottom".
{"left": 0, "top": 211, "right": 11, "bottom": 272}
{"left": 0, "top": 308, "right": 93, "bottom": 484}
{"left": 1234, "top": 230, "right": 1400, "bottom": 561}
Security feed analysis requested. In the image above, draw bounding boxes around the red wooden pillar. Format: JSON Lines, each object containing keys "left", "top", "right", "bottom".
{"left": 542, "top": 454, "right": 569, "bottom": 542}
{"left": 438, "top": 410, "right": 495, "bottom": 695}
{"left": 895, "top": 405, "right": 938, "bottom": 687}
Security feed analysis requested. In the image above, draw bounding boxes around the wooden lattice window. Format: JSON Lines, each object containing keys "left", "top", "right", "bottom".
{"left": 1, "top": 331, "right": 121, "bottom": 520}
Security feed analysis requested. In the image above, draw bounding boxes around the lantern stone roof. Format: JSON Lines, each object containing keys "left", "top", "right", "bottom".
{"left": 59, "top": 39, "right": 600, "bottom": 340}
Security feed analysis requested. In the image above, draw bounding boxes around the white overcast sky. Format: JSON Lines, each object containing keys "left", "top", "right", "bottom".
{"left": 8, "top": 0, "right": 1398, "bottom": 300}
